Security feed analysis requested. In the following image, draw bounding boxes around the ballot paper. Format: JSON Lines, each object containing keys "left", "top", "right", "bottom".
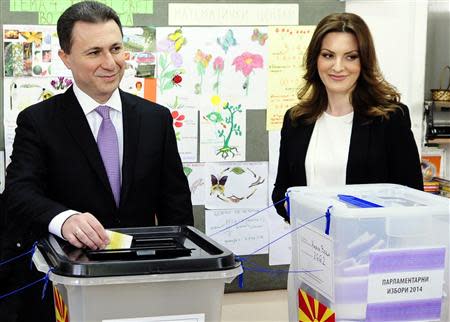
{"left": 105, "top": 230, "right": 133, "bottom": 250}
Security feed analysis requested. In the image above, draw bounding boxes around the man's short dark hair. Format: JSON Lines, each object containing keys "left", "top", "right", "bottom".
{"left": 57, "top": 1, "right": 123, "bottom": 53}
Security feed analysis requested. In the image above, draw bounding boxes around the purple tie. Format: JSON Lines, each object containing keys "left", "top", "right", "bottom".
{"left": 96, "top": 105, "right": 120, "bottom": 207}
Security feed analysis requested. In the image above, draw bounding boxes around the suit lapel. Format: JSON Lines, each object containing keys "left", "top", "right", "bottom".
{"left": 119, "top": 90, "right": 140, "bottom": 206}
{"left": 347, "top": 112, "right": 370, "bottom": 183}
{"left": 61, "top": 87, "right": 113, "bottom": 200}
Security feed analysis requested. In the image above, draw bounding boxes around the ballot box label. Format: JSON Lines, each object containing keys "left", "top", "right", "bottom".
{"left": 298, "top": 221, "right": 335, "bottom": 302}
{"left": 366, "top": 247, "right": 446, "bottom": 322}
{"left": 103, "top": 313, "right": 205, "bottom": 322}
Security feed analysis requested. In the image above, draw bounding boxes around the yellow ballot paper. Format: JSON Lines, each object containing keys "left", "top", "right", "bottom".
{"left": 105, "top": 230, "right": 133, "bottom": 250}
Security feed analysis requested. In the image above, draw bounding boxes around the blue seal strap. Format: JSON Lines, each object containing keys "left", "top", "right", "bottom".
{"left": 337, "top": 194, "right": 383, "bottom": 208}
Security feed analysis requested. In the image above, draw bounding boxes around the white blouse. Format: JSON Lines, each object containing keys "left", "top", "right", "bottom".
{"left": 305, "top": 111, "right": 354, "bottom": 187}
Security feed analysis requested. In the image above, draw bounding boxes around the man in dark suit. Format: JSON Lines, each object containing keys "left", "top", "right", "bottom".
{"left": 1, "top": 2, "right": 193, "bottom": 321}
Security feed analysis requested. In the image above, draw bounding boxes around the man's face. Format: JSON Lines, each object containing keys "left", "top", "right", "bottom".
{"left": 59, "top": 20, "right": 125, "bottom": 103}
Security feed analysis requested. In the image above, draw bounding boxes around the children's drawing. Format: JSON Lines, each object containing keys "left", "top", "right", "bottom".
{"left": 205, "top": 209, "right": 269, "bottom": 255}
{"left": 3, "top": 25, "right": 68, "bottom": 77}
{"left": 232, "top": 52, "right": 264, "bottom": 95}
{"left": 122, "top": 26, "right": 156, "bottom": 78}
{"left": 205, "top": 162, "right": 268, "bottom": 209}
{"left": 200, "top": 95, "right": 245, "bottom": 162}
{"left": 171, "top": 110, "right": 185, "bottom": 141}
{"left": 251, "top": 28, "right": 268, "bottom": 46}
{"left": 157, "top": 28, "right": 186, "bottom": 94}
{"left": 194, "top": 49, "right": 212, "bottom": 94}
{"left": 169, "top": 107, "right": 198, "bottom": 162}
{"left": 156, "top": 27, "right": 267, "bottom": 110}
{"left": 203, "top": 99, "right": 242, "bottom": 159}
{"left": 50, "top": 76, "right": 72, "bottom": 90}
{"left": 209, "top": 166, "right": 264, "bottom": 203}
{"left": 212, "top": 56, "right": 224, "bottom": 95}
{"left": 119, "top": 77, "right": 145, "bottom": 98}
{"left": 217, "top": 29, "right": 237, "bottom": 54}
{"left": 183, "top": 163, "right": 206, "bottom": 205}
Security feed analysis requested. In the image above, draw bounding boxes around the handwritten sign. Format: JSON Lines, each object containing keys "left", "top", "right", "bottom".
{"left": 10, "top": 0, "right": 153, "bottom": 25}
{"left": 266, "top": 26, "right": 315, "bottom": 130}
{"left": 205, "top": 209, "right": 269, "bottom": 255}
{"left": 297, "top": 221, "right": 334, "bottom": 301}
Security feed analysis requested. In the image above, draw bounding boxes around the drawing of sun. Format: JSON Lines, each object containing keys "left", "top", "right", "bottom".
{"left": 299, "top": 289, "right": 335, "bottom": 322}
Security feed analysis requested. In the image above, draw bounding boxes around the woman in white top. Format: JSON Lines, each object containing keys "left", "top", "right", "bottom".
{"left": 272, "top": 12, "right": 423, "bottom": 222}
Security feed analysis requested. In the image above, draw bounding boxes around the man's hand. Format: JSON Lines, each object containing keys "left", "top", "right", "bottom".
{"left": 61, "top": 213, "right": 110, "bottom": 250}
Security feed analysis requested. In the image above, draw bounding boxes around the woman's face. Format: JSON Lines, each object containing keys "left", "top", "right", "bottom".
{"left": 317, "top": 32, "right": 361, "bottom": 97}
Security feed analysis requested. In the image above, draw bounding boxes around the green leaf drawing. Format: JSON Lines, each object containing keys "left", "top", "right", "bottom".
{"left": 183, "top": 167, "right": 193, "bottom": 177}
{"left": 231, "top": 167, "right": 245, "bottom": 175}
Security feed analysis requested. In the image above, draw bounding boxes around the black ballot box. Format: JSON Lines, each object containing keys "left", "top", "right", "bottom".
{"left": 33, "top": 226, "right": 242, "bottom": 322}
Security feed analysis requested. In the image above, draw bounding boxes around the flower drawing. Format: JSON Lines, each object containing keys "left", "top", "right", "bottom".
{"left": 171, "top": 110, "right": 185, "bottom": 142}
{"left": 203, "top": 97, "right": 242, "bottom": 159}
{"left": 232, "top": 52, "right": 263, "bottom": 95}
{"left": 50, "top": 76, "right": 73, "bottom": 90}
{"left": 157, "top": 29, "right": 186, "bottom": 94}
{"left": 212, "top": 56, "right": 224, "bottom": 95}
{"left": 194, "top": 49, "right": 212, "bottom": 95}
{"left": 171, "top": 110, "right": 185, "bottom": 128}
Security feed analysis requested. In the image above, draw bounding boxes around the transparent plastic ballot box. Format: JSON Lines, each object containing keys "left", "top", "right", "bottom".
{"left": 287, "top": 184, "right": 450, "bottom": 322}
{"left": 33, "top": 225, "right": 242, "bottom": 322}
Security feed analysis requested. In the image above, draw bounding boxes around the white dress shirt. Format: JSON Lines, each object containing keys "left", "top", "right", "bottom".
{"left": 48, "top": 83, "right": 123, "bottom": 238}
{"left": 305, "top": 111, "right": 353, "bottom": 187}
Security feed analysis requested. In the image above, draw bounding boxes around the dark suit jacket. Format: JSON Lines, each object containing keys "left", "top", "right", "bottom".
{"left": 3, "top": 87, "right": 193, "bottom": 257}
{"left": 272, "top": 105, "right": 423, "bottom": 221}
{"left": 1, "top": 87, "right": 194, "bottom": 322}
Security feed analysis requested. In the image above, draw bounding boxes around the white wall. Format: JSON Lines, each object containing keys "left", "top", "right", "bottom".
{"left": 345, "top": 0, "right": 428, "bottom": 149}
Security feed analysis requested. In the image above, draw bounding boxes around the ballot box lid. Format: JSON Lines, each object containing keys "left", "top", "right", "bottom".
{"left": 37, "top": 225, "right": 239, "bottom": 277}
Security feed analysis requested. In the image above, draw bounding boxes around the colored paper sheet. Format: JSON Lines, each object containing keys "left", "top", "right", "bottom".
{"left": 205, "top": 161, "right": 268, "bottom": 210}
{"left": 10, "top": 0, "right": 153, "bottom": 26}
{"left": 205, "top": 209, "right": 269, "bottom": 255}
{"left": 105, "top": 230, "right": 133, "bottom": 250}
{"left": 266, "top": 26, "right": 315, "bottom": 130}
{"left": 183, "top": 163, "right": 206, "bottom": 206}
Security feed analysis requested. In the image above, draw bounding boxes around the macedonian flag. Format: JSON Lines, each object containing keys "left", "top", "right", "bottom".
{"left": 299, "top": 289, "right": 335, "bottom": 322}
{"left": 53, "top": 286, "right": 69, "bottom": 322}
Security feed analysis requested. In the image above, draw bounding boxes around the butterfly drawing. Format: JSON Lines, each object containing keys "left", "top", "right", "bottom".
{"left": 210, "top": 174, "right": 228, "bottom": 195}
{"left": 251, "top": 29, "right": 268, "bottom": 46}
{"left": 20, "top": 31, "right": 43, "bottom": 45}
{"left": 167, "top": 28, "right": 186, "bottom": 52}
{"left": 217, "top": 29, "right": 237, "bottom": 54}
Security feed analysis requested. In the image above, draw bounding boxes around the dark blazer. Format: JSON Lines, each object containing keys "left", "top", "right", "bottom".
{"left": 272, "top": 105, "right": 423, "bottom": 221}
{"left": 1, "top": 87, "right": 194, "bottom": 322}
{"left": 3, "top": 87, "right": 193, "bottom": 256}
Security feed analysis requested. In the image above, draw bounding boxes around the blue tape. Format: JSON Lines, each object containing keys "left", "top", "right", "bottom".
{"left": 325, "top": 206, "right": 332, "bottom": 235}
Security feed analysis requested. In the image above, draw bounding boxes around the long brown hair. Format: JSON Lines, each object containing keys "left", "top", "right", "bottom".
{"left": 290, "top": 12, "right": 401, "bottom": 124}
